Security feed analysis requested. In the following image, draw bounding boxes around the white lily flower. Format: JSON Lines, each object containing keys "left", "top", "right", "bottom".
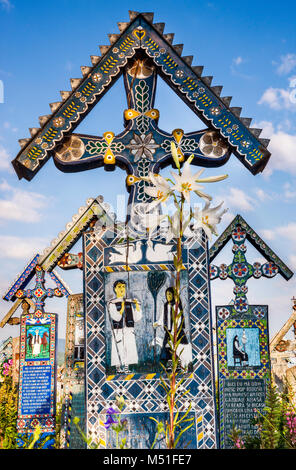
{"left": 166, "top": 207, "right": 191, "bottom": 243}
{"left": 171, "top": 158, "right": 228, "bottom": 203}
{"left": 171, "top": 160, "right": 211, "bottom": 203}
{"left": 144, "top": 172, "right": 172, "bottom": 206}
{"left": 193, "top": 201, "right": 228, "bottom": 241}
{"left": 140, "top": 209, "right": 167, "bottom": 239}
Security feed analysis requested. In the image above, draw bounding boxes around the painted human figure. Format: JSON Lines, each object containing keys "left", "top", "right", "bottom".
{"left": 107, "top": 280, "right": 142, "bottom": 373}
{"left": 41, "top": 331, "right": 49, "bottom": 353}
{"left": 154, "top": 287, "right": 192, "bottom": 369}
{"left": 27, "top": 333, "right": 33, "bottom": 354}
{"left": 233, "top": 335, "right": 248, "bottom": 364}
{"left": 32, "top": 329, "right": 41, "bottom": 356}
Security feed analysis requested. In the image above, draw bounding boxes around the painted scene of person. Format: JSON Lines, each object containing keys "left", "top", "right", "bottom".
{"left": 25, "top": 324, "right": 51, "bottom": 360}
{"left": 226, "top": 327, "right": 260, "bottom": 368}
{"left": 104, "top": 270, "right": 193, "bottom": 374}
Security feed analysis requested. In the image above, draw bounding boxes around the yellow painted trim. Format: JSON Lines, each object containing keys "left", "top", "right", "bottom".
{"left": 145, "top": 373, "right": 156, "bottom": 380}
{"left": 198, "top": 431, "right": 203, "bottom": 441}
{"left": 124, "top": 374, "right": 135, "bottom": 380}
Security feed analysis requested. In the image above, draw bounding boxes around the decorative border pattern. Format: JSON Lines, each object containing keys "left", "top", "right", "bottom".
{"left": 17, "top": 313, "right": 57, "bottom": 438}
{"left": 3, "top": 254, "right": 39, "bottom": 301}
{"left": 38, "top": 197, "right": 114, "bottom": 271}
{"left": 49, "top": 270, "right": 72, "bottom": 297}
{"left": 84, "top": 228, "right": 217, "bottom": 449}
{"left": 216, "top": 305, "right": 270, "bottom": 448}
{"left": 210, "top": 214, "right": 293, "bottom": 280}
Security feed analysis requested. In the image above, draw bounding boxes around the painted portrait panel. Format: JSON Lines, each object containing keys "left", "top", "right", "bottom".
{"left": 226, "top": 327, "right": 260, "bottom": 368}
{"left": 25, "top": 324, "right": 51, "bottom": 361}
{"left": 104, "top": 270, "right": 192, "bottom": 374}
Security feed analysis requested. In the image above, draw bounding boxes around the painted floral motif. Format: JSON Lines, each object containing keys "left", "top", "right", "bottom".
{"left": 126, "top": 132, "right": 159, "bottom": 161}
{"left": 210, "top": 106, "right": 221, "bottom": 116}
{"left": 56, "top": 136, "right": 85, "bottom": 162}
{"left": 218, "top": 308, "right": 230, "bottom": 320}
{"left": 232, "top": 226, "right": 246, "bottom": 241}
{"left": 232, "top": 263, "right": 248, "bottom": 278}
{"left": 85, "top": 139, "right": 125, "bottom": 157}
{"left": 53, "top": 117, "right": 65, "bottom": 128}
{"left": 176, "top": 70, "right": 184, "bottom": 78}
{"left": 254, "top": 307, "right": 265, "bottom": 319}
{"left": 219, "top": 264, "right": 228, "bottom": 280}
{"left": 210, "top": 265, "right": 218, "bottom": 279}
{"left": 161, "top": 137, "right": 200, "bottom": 155}
{"left": 234, "top": 296, "right": 248, "bottom": 313}
{"left": 199, "top": 131, "right": 228, "bottom": 158}
{"left": 262, "top": 262, "right": 278, "bottom": 277}
{"left": 92, "top": 73, "right": 102, "bottom": 83}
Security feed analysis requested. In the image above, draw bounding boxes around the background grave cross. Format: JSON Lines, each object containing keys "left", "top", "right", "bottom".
{"left": 15, "top": 265, "right": 63, "bottom": 316}
{"left": 210, "top": 222, "right": 279, "bottom": 315}
{"left": 54, "top": 56, "right": 231, "bottom": 213}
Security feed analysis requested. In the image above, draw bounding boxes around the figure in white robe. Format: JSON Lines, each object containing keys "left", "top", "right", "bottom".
{"left": 108, "top": 280, "right": 142, "bottom": 372}
{"left": 32, "top": 329, "right": 41, "bottom": 356}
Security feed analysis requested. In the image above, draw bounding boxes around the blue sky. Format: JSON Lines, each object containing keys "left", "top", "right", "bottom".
{"left": 0, "top": 0, "right": 296, "bottom": 343}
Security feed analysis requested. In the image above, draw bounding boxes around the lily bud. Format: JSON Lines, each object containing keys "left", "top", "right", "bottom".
{"left": 171, "top": 142, "right": 180, "bottom": 170}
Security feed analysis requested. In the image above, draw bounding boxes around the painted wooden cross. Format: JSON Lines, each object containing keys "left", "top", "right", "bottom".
{"left": 12, "top": 12, "right": 271, "bottom": 218}
{"left": 15, "top": 265, "right": 63, "bottom": 316}
{"left": 53, "top": 57, "right": 231, "bottom": 211}
{"left": 210, "top": 215, "right": 293, "bottom": 316}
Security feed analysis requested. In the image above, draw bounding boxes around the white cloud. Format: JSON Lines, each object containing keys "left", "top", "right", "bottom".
{"left": 260, "top": 223, "right": 296, "bottom": 246}
{"left": 0, "top": 0, "right": 13, "bottom": 11}
{"left": 258, "top": 86, "right": 296, "bottom": 110}
{"left": 283, "top": 182, "right": 296, "bottom": 199}
{"left": 0, "top": 144, "right": 11, "bottom": 170}
{"left": 276, "top": 223, "right": 296, "bottom": 241}
{"left": 259, "top": 229, "right": 275, "bottom": 241}
{"left": 254, "top": 188, "right": 272, "bottom": 202}
{"left": 219, "top": 187, "right": 255, "bottom": 212}
{"left": 3, "top": 121, "right": 18, "bottom": 133}
{"left": 0, "top": 235, "right": 47, "bottom": 259}
{"left": 255, "top": 121, "right": 296, "bottom": 176}
{"left": 0, "top": 180, "right": 48, "bottom": 222}
{"left": 233, "top": 56, "right": 243, "bottom": 66}
{"left": 275, "top": 53, "right": 296, "bottom": 75}
{"left": 289, "top": 255, "right": 296, "bottom": 270}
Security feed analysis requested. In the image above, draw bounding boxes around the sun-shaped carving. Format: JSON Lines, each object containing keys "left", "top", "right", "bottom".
{"left": 127, "top": 59, "right": 154, "bottom": 78}
{"left": 55, "top": 136, "right": 85, "bottom": 162}
{"left": 199, "top": 131, "right": 228, "bottom": 158}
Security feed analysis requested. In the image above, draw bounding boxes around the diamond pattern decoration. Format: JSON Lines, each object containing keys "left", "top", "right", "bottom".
{"left": 84, "top": 228, "right": 217, "bottom": 448}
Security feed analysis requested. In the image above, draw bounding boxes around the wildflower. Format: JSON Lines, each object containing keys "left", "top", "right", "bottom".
{"left": 171, "top": 160, "right": 211, "bottom": 203}
{"left": 193, "top": 201, "right": 228, "bottom": 241}
{"left": 170, "top": 157, "right": 228, "bottom": 204}
{"left": 104, "top": 411, "right": 118, "bottom": 430}
{"left": 140, "top": 209, "right": 167, "bottom": 239}
{"left": 165, "top": 206, "right": 191, "bottom": 243}
{"left": 144, "top": 172, "right": 172, "bottom": 207}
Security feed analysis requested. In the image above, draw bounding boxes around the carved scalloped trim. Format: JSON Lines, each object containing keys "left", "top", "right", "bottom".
{"left": 50, "top": 270, "right": 73, "bottom": 296}
{"left": 2, "top": 254, "right": 39, "bottom": 300}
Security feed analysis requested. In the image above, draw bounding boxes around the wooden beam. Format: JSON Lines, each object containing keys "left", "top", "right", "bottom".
{"left": 0, "top": 298, "right": 35, "bottom": 328}
{"left": 270, "top": 301, "right": 296, "bottom": 351}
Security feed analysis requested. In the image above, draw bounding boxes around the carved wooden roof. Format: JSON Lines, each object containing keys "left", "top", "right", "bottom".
{"left": 12, "top": 11, "right": 270, "bottom": 181}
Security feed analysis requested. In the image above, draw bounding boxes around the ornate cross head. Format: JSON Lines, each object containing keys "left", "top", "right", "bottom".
{"left": 12, "top": 11, "right": 271, "bottom": 214}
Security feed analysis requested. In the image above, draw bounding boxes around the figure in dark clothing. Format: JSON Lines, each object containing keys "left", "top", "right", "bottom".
{"left": 233, "top": 335, "right": 248, "bottom": 364}
{"left": 154, "top": 287, "right": 192, "bottom": 368}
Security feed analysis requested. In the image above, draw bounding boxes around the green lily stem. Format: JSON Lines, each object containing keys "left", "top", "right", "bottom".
{"left": 168, "top": 194, "right": 185, "bottom": 449}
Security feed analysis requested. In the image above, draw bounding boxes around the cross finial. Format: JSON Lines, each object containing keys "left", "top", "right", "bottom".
{"left": 15, "top": 265, "right": 63, "bottom": 317}
{"left": 210, "top": 222, "right": 279, "bottom": 315}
